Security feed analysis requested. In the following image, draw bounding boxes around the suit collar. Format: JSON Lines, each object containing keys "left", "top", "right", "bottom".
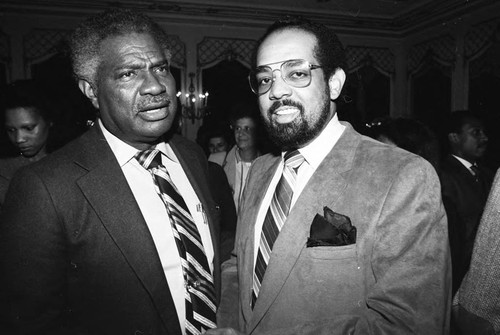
{"left": 298, "top": 113, "right": 345, "bottom": 169}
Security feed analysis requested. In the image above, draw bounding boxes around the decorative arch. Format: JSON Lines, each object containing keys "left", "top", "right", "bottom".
{"left": 197, "top": 37, "right": 256, "bottom": 69}
{"left": 467, "top": 19, "right": 500, "bottom": 78}
{"left": 23, "top": 29, "right": 72, "bottom": 77}
{"left": 345, "top": 46, "right": 395, "bottom": 76}
{"left": 465, "top": 18, "right": 500, "bottom": 62}
{"left": 196, "top": 37, "right": 258, "bottom": 129}
{"left": 408, "top": 34, "right": 456, "bottom": 76}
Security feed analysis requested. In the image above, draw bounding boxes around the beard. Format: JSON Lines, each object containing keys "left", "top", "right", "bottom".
{"left": 262, "top": 89, "right": 332, "bottom": 151}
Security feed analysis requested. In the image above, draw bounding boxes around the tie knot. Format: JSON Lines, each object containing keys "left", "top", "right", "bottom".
{"left": 284, "top": 150, "right": 305, "bottom": 170}
{"left": 134, "top": 149, "right": 162, "bottom": 170}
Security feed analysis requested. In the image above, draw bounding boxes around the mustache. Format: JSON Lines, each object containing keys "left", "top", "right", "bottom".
{"left": 137, "top": 94, "right": 171, "bottom": 112}
{"left": 268, "top": 99, "right": 304, "bottom": 115}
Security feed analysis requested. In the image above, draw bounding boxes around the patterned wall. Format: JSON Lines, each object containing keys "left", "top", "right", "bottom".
{"left": 345, "top": 46, "right": 394, "bottom": 76}
{"left": 197, "top": 37, "right": 257, "bottom": 68}
{"left": 168, "top": 35, "right": 186, "bottom": 68}
{"left": 24, "top": 29, "right": 72, "bottom": 68}
{"left": 408, "top": 34, "right": 456, "bottom": 76}
{"left": 467, "top": 19, "right": 500, "bottom": 77}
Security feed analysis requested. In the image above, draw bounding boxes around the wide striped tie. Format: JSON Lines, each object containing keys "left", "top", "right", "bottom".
{"left": 135, "top": 149, "right": 216, "bottom": 334}
{"left": 252, "top": 150, "right": 305, "bottom": 308}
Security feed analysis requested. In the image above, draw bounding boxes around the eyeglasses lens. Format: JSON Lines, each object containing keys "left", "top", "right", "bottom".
{"left": 249, "top": 60, "right": 313, "bottom": 95}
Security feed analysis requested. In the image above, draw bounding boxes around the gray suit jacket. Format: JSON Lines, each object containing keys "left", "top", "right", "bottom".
{"left": 0, "top": 125, "right": 221, "bottom": 335}
{"left": 218, "top": 122, "right": 451, "bottom": 334}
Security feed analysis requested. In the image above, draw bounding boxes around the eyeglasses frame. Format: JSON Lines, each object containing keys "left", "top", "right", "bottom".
{"left": 248, "top": 59, "right": 322, "bottom": 95}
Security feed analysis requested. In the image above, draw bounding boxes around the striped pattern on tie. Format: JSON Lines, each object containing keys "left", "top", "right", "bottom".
{"left": 135, "top": 149, "right": 216, "bottom": 334}
{"left": 252, "top": 150, "right": 305, "bottom": 308}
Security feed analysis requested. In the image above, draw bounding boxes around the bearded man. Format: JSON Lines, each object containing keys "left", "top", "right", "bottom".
{"left": 208, "top": 16, "right": 451, "bottom": 335}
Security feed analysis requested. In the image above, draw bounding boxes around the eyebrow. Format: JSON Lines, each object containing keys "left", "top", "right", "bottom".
{"left": 115, "top": 59, "right": 169, "bottom": 72}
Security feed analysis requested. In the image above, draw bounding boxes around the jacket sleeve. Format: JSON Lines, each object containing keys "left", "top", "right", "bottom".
{"left": 0, "top": 168, "right": 88, "bottom": 335}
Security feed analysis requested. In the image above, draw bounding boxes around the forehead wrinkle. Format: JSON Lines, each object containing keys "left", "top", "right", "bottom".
{"left": 113, "top": 52, "right": 167, "bottom": 73}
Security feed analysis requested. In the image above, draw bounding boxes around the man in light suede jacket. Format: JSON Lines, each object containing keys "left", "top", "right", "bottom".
{"left": 208, "top": 16, "right": 451, "bottom": 335}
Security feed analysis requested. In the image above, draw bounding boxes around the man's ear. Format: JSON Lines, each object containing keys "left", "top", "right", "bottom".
{"left": 78, "top": 79, "right": 99, "bottom": 110}
{"left": 328, "top": 68, "right": 346, "bottom": 101}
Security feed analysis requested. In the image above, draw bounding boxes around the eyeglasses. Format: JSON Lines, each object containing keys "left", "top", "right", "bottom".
{"left": 248, "top": 59, "right": 322, "bottom": 95}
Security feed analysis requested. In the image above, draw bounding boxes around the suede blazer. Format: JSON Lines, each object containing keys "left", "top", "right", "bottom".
{"left": 219, "top": 122, "right": 451, "bottom": 335}
{"left": 0, "top": 124, "right": 221, "bottom": 335}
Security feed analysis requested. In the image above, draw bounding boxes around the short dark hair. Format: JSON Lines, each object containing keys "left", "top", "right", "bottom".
{"left": 446, "top": 110, "right": 483, "bottom": 135}
{"left": 69, "top": 8, "right": 171, "bottom": 85}
{"left": 251, "top": 16, "right": 347, "bottom": 81}
{"left": 2, "top": 80, "right": 53, "bottom": 122}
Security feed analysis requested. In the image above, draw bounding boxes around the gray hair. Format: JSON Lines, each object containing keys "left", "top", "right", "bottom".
{"left": 69, "top": 8, "right": 171, "bottom": 85}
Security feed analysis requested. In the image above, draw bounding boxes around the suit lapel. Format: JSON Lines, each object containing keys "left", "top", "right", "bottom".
{"left": 74, "top": 126, "right": 179, "bottom": 332}
{"left": 238, "top": 154, "right": 281, "bottom": 323}
{"left": 248, "top": 123, "right": 360, "bottom": 332}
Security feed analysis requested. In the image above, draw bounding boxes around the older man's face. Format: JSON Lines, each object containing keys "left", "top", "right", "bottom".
{"left": 92, "top": 32, "right": 177, "bottom": 149}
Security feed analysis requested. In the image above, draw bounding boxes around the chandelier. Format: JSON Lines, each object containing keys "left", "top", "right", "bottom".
{"left": 177, "top": 72, "right": 209, "bottom": 123}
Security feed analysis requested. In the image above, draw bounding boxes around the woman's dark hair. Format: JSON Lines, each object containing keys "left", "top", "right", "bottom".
{"left": 1, "top": 80, "right": 57, "bottom": 154}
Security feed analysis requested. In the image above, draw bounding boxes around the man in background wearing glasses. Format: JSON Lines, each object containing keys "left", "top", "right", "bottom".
{"left": 208, "top": 16, "right": 451, "bottom": 335}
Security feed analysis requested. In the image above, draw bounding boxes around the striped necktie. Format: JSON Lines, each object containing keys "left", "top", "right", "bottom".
{"left": 252, "top": 150, "right": 305, "bottom": 308}
{"left": 135, "top": 149, "right": 216, "bottom": 334}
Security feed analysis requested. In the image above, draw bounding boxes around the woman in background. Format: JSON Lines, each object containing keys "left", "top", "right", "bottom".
{"left": 0, "top": 80, "right": 54, "bottom": 208}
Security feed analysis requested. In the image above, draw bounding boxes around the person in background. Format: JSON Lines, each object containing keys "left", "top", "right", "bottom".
{"left": 210, "top": 15, "right": 450, "bottom": 335}
{"left": 209, "top": 103, "right": 262, "bottom": 212}
{"left": 439, "top": 110, "right": 493, "bottom": 296}
{"left": 0, "top": 8, "right": 221, "bottom": 334}
{"left": 207, "top": 128, "right": 230, "bottom": 155}
{"left": 0, "top": 80, "right": 54, "bottom": 208}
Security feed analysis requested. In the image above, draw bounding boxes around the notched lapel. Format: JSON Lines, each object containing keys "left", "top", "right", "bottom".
{"left": 240, "top": 155, "right": 281, "bottom": 320}
{"left": 249, "top": 124, "right": 360, "bottom": 331}
{"left": 75, "top": 128, "right": 174, "bottom": 329}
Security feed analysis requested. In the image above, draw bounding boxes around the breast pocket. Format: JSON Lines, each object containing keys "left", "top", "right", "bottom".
{"left": 306, "top": 243, "right": 357, "bottom": 260}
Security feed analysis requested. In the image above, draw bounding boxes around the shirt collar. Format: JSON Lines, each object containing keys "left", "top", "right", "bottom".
{"left": 98, "top": 119, "right": 174, "bottom": 167}
{"left": 292, "top": 113, "right": 345, "bottom": 169}
{"left": 452, "top": 154, "right": 474, "bottom": 170}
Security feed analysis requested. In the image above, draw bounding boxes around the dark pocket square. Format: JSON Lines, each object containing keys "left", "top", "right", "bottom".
{"left": 307, "top": 206, "right": 356, "bottom": 247}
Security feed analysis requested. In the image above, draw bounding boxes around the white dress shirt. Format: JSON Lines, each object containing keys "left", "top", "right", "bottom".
{"left": 99, "top": 120, "right": 214, "bottom": 335}
{"left": 452, "top": 154, "right": 477, "bottom": 176}
{"left": 253, "top": 114, "right": 345, "bottom": 263}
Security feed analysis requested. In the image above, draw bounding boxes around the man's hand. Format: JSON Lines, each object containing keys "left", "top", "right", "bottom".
{"left": 204, "top": 327, "right": 244, "bottom": 335}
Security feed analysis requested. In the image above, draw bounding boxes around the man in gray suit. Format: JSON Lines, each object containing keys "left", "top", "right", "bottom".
{"left": 0, "top": 9, "right": 221, "bottom": 335}
{"left": 209, "top": 16, "right": 451, "bottom": 335}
